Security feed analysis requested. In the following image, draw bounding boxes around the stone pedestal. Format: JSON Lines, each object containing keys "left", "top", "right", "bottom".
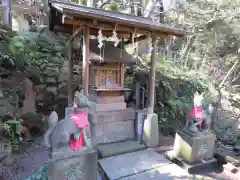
{"left": 47, "top": 147, "right": 98, "bottom": 180}
{"left": 165, "top": 130, "right": 217, "bottom": 173}
{"left": 172, "top": 131, "right": 216, "bottom": 164}
{"left": 88, "top": 108, "right": 135, "bottom": 145}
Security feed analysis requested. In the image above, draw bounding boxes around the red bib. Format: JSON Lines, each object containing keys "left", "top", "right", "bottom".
{"left": 68, "top": 111, "right": 88, "bottom": 150}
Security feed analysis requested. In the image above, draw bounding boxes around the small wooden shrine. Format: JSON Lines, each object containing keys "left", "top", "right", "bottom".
{"left": 48, "top": 1, "right": 186, "bottom": 150}
{"left": 88, "top": 39, "right": 135, "bottom": 111}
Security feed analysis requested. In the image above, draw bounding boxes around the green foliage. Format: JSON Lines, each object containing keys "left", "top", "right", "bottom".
{"left": 124, "top": 67, "right": 135, "bottom": 89}
{"left": 0, "top": 26, "right": 67, "bottom": 79}
{"left": 0, "top": 118, "right": 21, "bottom": 153}
{"left": 26, "top": 165, "right": 48, "bottom": 180}
{"left": 152, "top": 55, "right": 217, "bottom": 127}
{"left": 0, "top": 52, "right": 15, "bottom": 66}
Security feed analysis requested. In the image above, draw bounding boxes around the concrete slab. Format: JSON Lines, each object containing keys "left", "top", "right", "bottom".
{"left": 97, "top": 140, "right": 146, "bottom": 158}
{"left": 121, "top": 163, "right": 190, "bottom": 180}
{"left": 99, "top": 148, "right": 170, "bottom": 180}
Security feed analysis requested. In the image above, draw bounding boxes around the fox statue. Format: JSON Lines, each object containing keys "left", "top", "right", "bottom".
{"left": 184, "top": 91, "right": 214, "bottom": 135}
{"left": 44, "top": 91, "right": 92, "bottom": 152}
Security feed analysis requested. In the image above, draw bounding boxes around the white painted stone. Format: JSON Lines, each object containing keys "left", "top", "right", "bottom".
{"left": 99, "top": 149, "right": 170, "bottom": 180}
{"left": 142, "top": 113, "right": 159, "bottom": 147}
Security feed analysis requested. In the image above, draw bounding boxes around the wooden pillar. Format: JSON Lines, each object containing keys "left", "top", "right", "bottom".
{"left": 82, "top": 26, "right": 90, "bottom": 96}
{"left": 68, "top": 40, "right": 73, "bottom": 105}
{"left": 135, "top": 80, "right": 140, "bottom": 109}
{"left": 148, "top": 33, "right": 157, "bottom": 113}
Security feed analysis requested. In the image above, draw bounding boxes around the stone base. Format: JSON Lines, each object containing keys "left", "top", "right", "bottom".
{"left": 165, "top": 150, "right": 218, "bottom": 174}
{"left": 142, "top": 113, "right": 159, "bottom": 148}
{"left": 89, "top": 108, "right": 135, "bottom": 145}
{"left": 96, "top": 140, "right": 146, "bottom": 158}
{"left": 89, "top": 101, "right": 126, "bottom": 112}
{"left": 173, "top": 130, "right": 216, "bottom": 164}
{"left": 46, "top": 147, "right": 98, "bottom": 180}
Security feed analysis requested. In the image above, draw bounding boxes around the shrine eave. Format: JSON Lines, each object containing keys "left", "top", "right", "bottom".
{"left": 50, "top": 1, "right": 187, "bottom": 38}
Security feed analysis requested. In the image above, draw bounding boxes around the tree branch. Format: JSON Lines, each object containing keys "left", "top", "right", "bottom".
{"left": 99, "top": 0, "right": 112, "bottom": 9}
{"left": 219, "top": 58, "right": 239, "bottom": 88}
{"left": 231, "top": 72, "right": 240, "bottom": 83}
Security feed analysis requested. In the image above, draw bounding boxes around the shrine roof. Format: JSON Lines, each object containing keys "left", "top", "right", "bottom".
{"left": 50, "top": 1, "right": 187, "bottom": 37}
{"left": 89, "top": 39, "right": 136, "bottom": 64}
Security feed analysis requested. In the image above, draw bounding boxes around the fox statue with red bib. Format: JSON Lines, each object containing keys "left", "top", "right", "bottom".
{"left": 44, "top": 91, "right": 92, "bottom": 152}
{"left": 183, "top": 91, "right": 214, "bottom": 136}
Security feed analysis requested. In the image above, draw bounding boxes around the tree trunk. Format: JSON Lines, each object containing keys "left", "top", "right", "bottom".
{"left": 87, "top": 0, "right": 97, "bottom": 7}
{"left": 211, "top": 87, "right": 221, "bottom": 129}
{"left": 1, "top": 0, "right": 9, "bottom": 26}
{"left": 181, "top": 35, "right": 196, "bottom": 66}
{"left": 144, "top": 0, "right": 157, "bottom": 18}
{"left": 219, "top": 58, "right": 239, "bottom": 88}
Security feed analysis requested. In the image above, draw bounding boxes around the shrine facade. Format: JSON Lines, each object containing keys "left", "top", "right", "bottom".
{"left": 48, "top": 1, "right": 186, "bottom": 150}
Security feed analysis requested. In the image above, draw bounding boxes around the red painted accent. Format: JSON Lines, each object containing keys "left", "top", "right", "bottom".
{"left": 189, "top": 105, "right": 203, "bottom": 119}
{"left": 68, "top": 111, "right": 88, "bottom": 150}
{"left": 188, "top": 105, "right": 204, "bottom": 128}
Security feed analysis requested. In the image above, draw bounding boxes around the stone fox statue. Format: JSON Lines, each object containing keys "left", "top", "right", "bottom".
{"left": 184, "top": 91, "right": 214, "bottom": 134}
{"left": 44, "top": 91, "right": 91, "bottom": 152}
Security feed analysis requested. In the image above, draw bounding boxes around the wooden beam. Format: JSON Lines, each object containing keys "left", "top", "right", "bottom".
{"left": 70, "top": 26, "right": 82, "bottom": 41}
{"left": 124, "top": 35, "right": 148, "bottom": 45}
{"left": 90, "top": 29, "right": 128, "bottom": 37}
{"left": 148, "top": 33, "right": 157, "bottom": 113}
{"left": 82, "top": 26, "right": 90, "bottom": 96}
{"left": 63, "top": 19, "right": 149, "bottom": 35}
{"left": 120, "top": 63, "right": 124, "bottom": 87}
{"left": 68, "top": 39, "right": 73, "bottom": 105}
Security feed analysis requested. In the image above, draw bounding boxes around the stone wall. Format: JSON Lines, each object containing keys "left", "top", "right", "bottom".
{"left": 0, "top": 62, "right": 81, "bottom": 119}
{"left": 89, "top": 108, "right": 135, "bottom": 145}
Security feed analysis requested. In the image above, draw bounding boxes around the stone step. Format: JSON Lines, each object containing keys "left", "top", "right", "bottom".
{"left": 96, "top": 140, "right": 146, "bottom": 158}
{"left": 89, "top": 101, "right": 126, "bottom": 112}
{"left": 98, "top": 148, "right": 172, "bottom": 180}
{"left": 98, "top": 148, "right": 212, "bottom": 180}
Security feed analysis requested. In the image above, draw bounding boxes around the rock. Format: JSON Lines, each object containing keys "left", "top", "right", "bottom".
{"left": 0, "top": 97, "right": 15, "bottom": 117}
{"left": 20, "top": 112, "right": 44, "bottom": 135}
{"left": 73, "top": 65, "right": 81, "bottom": 75}
{"left": 25, "top": 68, "right": 42, "bottom": 84}
{"left": 46, "top": 86, "right": 58, "bottom": 95}
{"left": 35, "top": 84, "right": 46, "bottom": 91}
{"left": 0, "top": 152, "right": 8, "bottom": 161}
{"left": 73, "top": 75, "right": 81, "bottom": 84}
{"left": 57, "top": 94, "right": 68, "bottom": 100}
{"left": 58, "top": 62, "right": 68, "bottom": 82}
{"left": 45, "top": 77, "right": 56, "bottom": 84}
{"left": 234, "top": 139, "right": 240, "bottom": 151}
{"left": 21, "top": 78, "right": 36, "bottom": 114}
{"left": 0, "top": 164, "right": 9, "bottom": 179}
{"left": 57, "top": 83, "right": 68, "bottom": 94}
{"left": 36, "top": 93, "right": 45, "bottom": 102}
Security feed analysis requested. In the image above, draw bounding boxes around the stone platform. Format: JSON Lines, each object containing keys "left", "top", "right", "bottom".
{"left": 47, "top": 147, "right": 98, "bottom": 180}
{"left": 99, "top": 149, "right": 195, "bottom": 180}
{"left": 96, "top": 140, "right": 146, "bottom": 158}
{"left": 89, "top": 108, "right": 135, "bottom": 145}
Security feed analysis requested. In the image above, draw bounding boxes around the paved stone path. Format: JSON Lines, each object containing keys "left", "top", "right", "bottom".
{"left": 99, "top": 148, "right": 214, "bottom": 180}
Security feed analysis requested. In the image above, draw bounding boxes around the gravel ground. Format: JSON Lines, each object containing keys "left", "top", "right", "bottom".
{"left": 0, "top": 137, "right": 49, "bottom": 180}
